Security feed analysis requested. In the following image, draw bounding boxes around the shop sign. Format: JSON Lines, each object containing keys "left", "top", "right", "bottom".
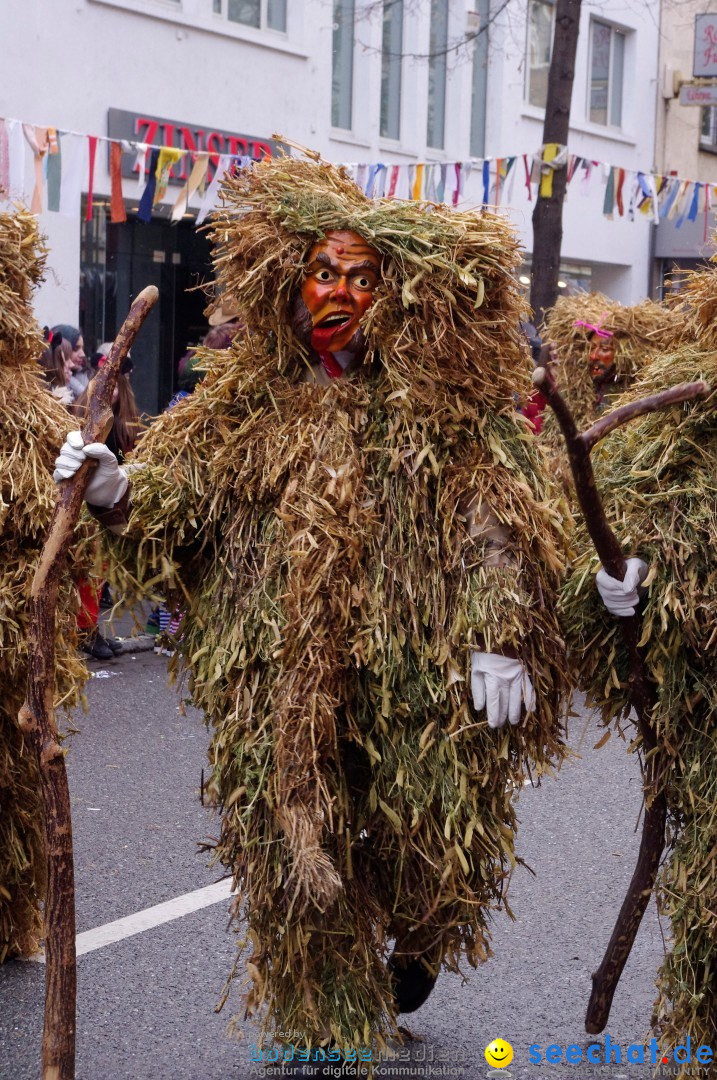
{"left": 694, "top": 15, "right": 717, "bottom": 78}
{"left": 679, "top": 83, "right": 717, "bottom": 106}
{"left": 107, "top": 108, "right": 280, "bottom": 182}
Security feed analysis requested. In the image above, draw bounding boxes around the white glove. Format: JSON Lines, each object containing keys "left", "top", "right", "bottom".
{"left": 53, "top": 430, "right": 128, "bottom": 508}
{"left": 596, "top": 558, "right": 648, "bottom": 617}
{"left": 470, "top": 652, "right": 536, "bottom": 729}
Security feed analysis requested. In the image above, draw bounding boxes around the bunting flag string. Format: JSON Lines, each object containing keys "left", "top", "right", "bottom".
{"left": 3, "top": 113, "right": 717, "bottom": 233}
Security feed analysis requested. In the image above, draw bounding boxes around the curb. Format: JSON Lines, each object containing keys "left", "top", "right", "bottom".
{"left": 115, "top": 634, "right": 157, "bottom": 655}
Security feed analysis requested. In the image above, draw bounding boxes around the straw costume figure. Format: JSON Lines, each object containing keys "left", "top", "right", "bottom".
{"left": 541, "top": 293, "right": 669, "bottom": 490}
{"left": 0, "top": 207, "right": 89, "bottom": 963}
{"left": 54, "top": 155, "right": 573, "bottom": 1057}
{"left": 561, "top": 281, "right": 717, "bottom": 1059}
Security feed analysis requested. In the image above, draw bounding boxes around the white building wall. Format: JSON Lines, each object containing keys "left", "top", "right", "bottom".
{"left": 480, "top": 0, "right": 660, "bottom": 302}
{"left": 1, "top": 0, "right": 660, "bottom": 325}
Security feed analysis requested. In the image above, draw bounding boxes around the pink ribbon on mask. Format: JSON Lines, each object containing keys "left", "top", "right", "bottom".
{"left": 573, "top": 316, "right": 613, "bottom": 339}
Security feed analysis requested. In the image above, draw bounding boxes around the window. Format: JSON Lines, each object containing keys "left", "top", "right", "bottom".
{"left": 427, "top": 0, "right": 449, "bottom": 149}
{"left": 589, "top": 20, "right": 625, "bottom": 127}
{"left": 332, "top": 0, "right": 355, "bottom": 130}
{"left": 213, "top": 0, "right": 287, "bottom": 31}
{"left": 527, "top": 0, "right": 554, "bottom": 108}
{"left": 701, "top": 106, "right": 717, "bottom": 151}
{"left": 470, "top": 0, "right": 489, "bottom": 157}
{"left": 380, "top": 0, "right": 403, "bottom": 139}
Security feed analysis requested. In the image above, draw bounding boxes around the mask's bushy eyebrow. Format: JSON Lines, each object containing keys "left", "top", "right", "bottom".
{"left": 305, "top": 252, "right": 380, "bottom": 275}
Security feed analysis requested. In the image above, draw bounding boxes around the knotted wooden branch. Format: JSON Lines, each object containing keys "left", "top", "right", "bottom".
{"left": 18, "top": 285, "right": 158, "bottom": 1080}
{"left": 533, "top": 354, "right": 710, "bottom": 1035}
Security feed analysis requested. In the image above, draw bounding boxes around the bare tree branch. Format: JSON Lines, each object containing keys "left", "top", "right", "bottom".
{"left": 531, "top": 355, "right": 705, "bottom": 1033}
{"left": 19, "top": 285, "right": 158, "bottom": 1080}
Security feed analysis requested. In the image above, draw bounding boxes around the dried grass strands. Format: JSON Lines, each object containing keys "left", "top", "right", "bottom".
{"left": 106, "top": 154, "right": 573, "bottom": 1051}
{"left": 561, "top": 343, "right": 717, "bottom": 1064}
{"left": 0, "top": 207, "right": 92, "bottom": 964}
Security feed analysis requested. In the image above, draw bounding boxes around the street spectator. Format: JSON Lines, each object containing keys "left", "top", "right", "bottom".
{"left": 39, "top": 329, "right": 74, "bottom": 405}
{"left": 206, "top": 295, "right": 242, "bottom": 333}
{"left": 52, "top": 324, "right": 89, "bottom": 399}
{"left": 70, "top": 353, "right": 144, "bottom": 659}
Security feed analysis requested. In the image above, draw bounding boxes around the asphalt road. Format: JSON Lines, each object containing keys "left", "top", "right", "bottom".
{"left": 0, "top": 648, "right": 673, "bottom": 1080}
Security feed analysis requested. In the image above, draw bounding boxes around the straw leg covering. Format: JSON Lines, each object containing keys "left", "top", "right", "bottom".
{"left": 0, "top": 707, "right": 45, "bottom": 963}
{"left": 0, "top": 363, "right": 92, "bottom": 963}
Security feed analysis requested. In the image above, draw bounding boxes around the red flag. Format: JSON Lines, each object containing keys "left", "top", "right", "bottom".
{"left": 85, "top": 135, "right": 98, "bottom": 221}
{"left": 616, "top": 168, "right": 625, "bottom": 217}
{"left": 110, "top": 141, "right": 127, "bottom": 223}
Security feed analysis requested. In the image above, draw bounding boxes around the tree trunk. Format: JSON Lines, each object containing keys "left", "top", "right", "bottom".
{"left": 530, "top": 0, "right": 582, "bottom": 327}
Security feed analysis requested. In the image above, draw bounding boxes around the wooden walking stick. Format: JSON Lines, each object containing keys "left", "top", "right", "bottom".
{"left": 533, "top": 349, "right": 710, "bottom": 1035}
{"left": 18, "top": 286, "right": 158, "bottom": 1080}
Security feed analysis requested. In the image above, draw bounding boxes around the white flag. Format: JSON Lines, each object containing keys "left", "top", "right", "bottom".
{"left": 7, "top": 119, "right": 26, "bottom": 199}
{"left": 197, "top": 154, "right": 232, "bottom": 224}
{"left": 59, "top": 133, "right": 86, "bottom": 218}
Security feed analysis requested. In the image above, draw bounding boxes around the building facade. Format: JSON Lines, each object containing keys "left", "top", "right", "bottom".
{"left": 2, "top": 0, "right": 660, "bottom": 412}
{"left": 653, "top": 0, "right": 717, "bottom": 294}
{"left": 485, "top": 0, "right": 659, "bottom": 300}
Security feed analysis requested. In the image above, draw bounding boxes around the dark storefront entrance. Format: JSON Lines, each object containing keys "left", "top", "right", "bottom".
{"left": 80, "top": 199, "right": 213, "bottom": 415}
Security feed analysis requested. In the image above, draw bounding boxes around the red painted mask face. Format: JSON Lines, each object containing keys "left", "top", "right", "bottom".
{"left": 301, "top": 230, "right": 381, "bottom": 354}
{"left": 589, "top": 336, "right": 616, "bottom": 383}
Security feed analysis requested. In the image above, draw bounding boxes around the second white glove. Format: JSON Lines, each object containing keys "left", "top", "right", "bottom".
{"left": 470, "top": 652, "right": 536, "bottom": 729}
{"left": 596, "top": 558, "right": 648, "bottom": 617}
{"left": 54, "top": 430, "right": 128, "bottom": 508}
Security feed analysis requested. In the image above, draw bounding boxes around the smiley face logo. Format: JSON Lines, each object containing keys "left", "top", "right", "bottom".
{"left": 484, "top": 1039, "right": 514, "bottom": 1068}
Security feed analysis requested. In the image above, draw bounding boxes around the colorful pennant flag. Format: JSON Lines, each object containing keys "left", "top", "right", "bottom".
{"left": 171, "top": 152, "right": 210, "bottom": 222}
{"left": 196, "top": 153, "right": 233, "bottom": 225}
{"left": 153, "top": 147, "right": 185, "bottom": 205}
{"left": 138, "top": 147, "right": 160, "bottom": 223}
{"left": 110, "top": 140, "right": 127, "bottom": 223}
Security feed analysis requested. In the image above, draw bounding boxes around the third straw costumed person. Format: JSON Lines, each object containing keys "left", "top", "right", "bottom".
{"left": 562, "top": 254, "right": 717, "bottom": 1066}
{"left": 0, "top": 207, "right": 90, "bottom": 963}
{"left": 54, "top": 152, "right": 573, "bottom": 1061}
{"left": 541, "top": 292, "right": 671, "bottom": 491}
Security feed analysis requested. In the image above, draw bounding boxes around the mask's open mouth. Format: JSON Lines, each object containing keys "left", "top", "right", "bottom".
{"left": 311, "top": 311, "right": 357, "bottom": 352}
{"left": 316, "top": 312, "right": 353, "bottom": 329}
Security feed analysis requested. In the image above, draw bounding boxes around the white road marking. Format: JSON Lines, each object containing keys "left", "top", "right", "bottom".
{"left": 26, "top": 878, "right": 234, "bottom": 964}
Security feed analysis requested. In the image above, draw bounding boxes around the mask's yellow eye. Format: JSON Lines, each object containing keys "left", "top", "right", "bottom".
{"left": 315, "top": 269, "right": 333, "bottom": 282}
{"left": 354, "top": 276, "right": 372, "bottom": 290}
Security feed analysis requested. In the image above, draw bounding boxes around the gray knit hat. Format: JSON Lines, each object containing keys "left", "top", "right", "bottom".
{"left": 51, "top": 324, "right": 81, "bottom": 350}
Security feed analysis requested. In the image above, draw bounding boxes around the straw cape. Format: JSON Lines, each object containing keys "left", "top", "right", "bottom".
{"left": 561, "top": 338, "right": 717, "bottom": 1060}
{"left": 542, "top": 293, "right": 670, "bottom": 488}
{"left": 108, "top": 154, "right": 573, "bottom": 1049}
{"left": 0, "top": 207, "right": 90, "bottom": 963}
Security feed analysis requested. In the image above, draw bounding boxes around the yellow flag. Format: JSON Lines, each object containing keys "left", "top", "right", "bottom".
{"left": 539, "top": 143, "right": 560, "bottom": 198}
{"left": 154, "top": 147, "right": 185, "bottom": 205}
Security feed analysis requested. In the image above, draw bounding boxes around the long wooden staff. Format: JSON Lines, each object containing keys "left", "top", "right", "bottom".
{"left": 18, "top": 285, "right": 158, "bottom": 1080}
{"left": 533, "top": 353, "right": 709, "bottom": 1034}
